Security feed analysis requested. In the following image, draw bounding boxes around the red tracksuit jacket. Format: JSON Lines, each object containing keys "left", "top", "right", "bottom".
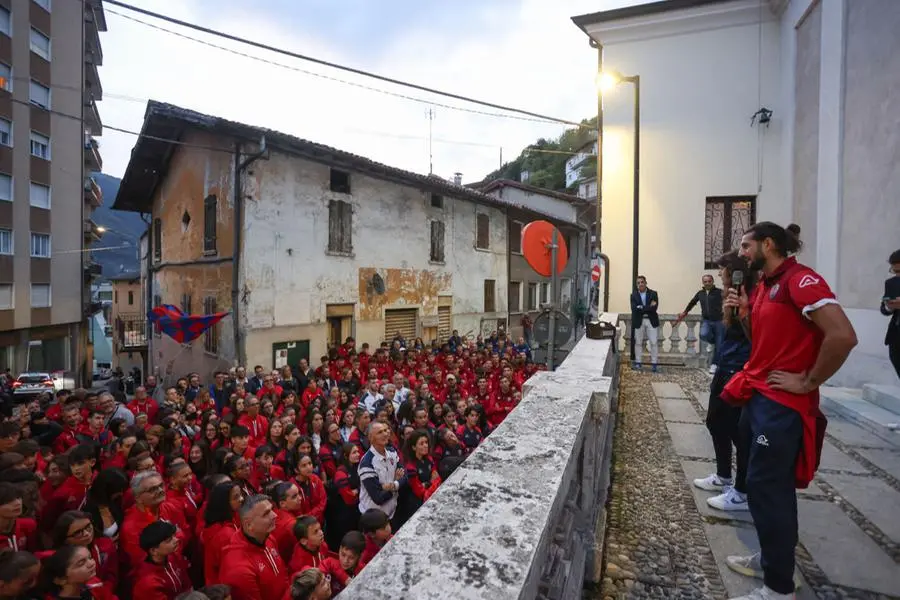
{"left": 219, "top": 533, "right": 289, "bottom": 600}
{"left": 132, "top": 554, "right": 191, "bottom": 600}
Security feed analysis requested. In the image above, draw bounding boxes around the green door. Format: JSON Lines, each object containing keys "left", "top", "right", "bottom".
{"left": 272, "top": 340, "right": 310, "bottom": 371}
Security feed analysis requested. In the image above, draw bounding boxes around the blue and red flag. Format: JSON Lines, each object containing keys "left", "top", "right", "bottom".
{"left": 148, "top": 304, "right": 230, "bottom": 344}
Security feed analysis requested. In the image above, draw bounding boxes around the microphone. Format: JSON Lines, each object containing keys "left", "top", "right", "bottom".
{"left": 730, "top": 270, "right": 744, "bottom": 320}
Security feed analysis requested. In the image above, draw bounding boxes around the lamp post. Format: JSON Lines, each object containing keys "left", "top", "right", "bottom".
{"left": 598, "top": 69, "right": 640, "bottom": 359}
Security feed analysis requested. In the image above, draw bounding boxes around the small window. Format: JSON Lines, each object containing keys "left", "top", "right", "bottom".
{"left": 704, "top": 196, "right": 756, "bottom": 268}
{"left": 327, "top": 200, "right": 352, "bottom": 253}
{"left": 475, "top": 213, "right": 490, "bottom": 250}
{"left": 329, "top": 169, "right": 351, "bottom": 194}
{"left": 0, "top": 175, "right": 10, "bottom": 201}
{"left": 30, "top": 29, "right": 51, "bottom": 61}
{"left": 153, "top": 218, "right": 161, "bottom": 261}
{"left": 0, "top": 64, "right": 10, "bottom": 92}
{"left": 527, "top": 282, "right": 538, "bottom": 311}
{"left": 483, "top": 279, "right": 496, "bottom": 313}
{"left": 0, "top": 119, "right": 11, "bottom": 146}
{"left": 114, "top": 290, "right": 117, "bottom": 304}
{"left": 203, "top": 195, "right": 217, "bottom": 253}
{"left": 29, "top": 182, "right": 50, "bottom": 209}
{"left": 30, "top": 284, "right": 51, "bottom": 308}
{"left": 203, "top": 296, "right": 219, "bottom": 354}
{"left": 29, "top": 81, "right": 50, "bottom": 109}
{"left": 30, "top": 233, "right": 50, "bottom": 258}
{"left": 429, "top": 221, "right": 445, "bottom": 263}
{"left": 0, "top": 284, "right": 12, "bottom": 310}
{"left": 508, "top": 281, "right": 521, "bottom": 313}
{"left": 0, "top": 228, "right": 12, "bottom": 255}
{"left": 181, "top": 293, "right": 192, "bottom": 315}
{"left": 30, "top": 132, "right": 50, "bottom": 160}
{"left": 508, "top": 221, "right": 522, "bottom": 254}
{"left": 540, "top": 282, "right": 549, "bottom": 305}
{"left": 33, "top": 0, "right": 51, "bottom": 11}
{"left": 430, "top": 193, "right": 443, "bottom": 209}
{"left": 128, "top": 291, "right": 134, "bottom": 305}
{"left": 0, "top": 8, "right": 9, "bottom": 37}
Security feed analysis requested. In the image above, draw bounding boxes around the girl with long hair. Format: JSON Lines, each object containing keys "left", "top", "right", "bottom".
{"left": 39, "top": 544, "right": 115, "bottom": 600}
{"left": 325, "top": 443, "right": 360, "bottom": 550}
{"left": 50, "top": 511, "right": 119, "bottom": 593}
{"left": 200, "top": 481, "right": 244, "bottom": 585}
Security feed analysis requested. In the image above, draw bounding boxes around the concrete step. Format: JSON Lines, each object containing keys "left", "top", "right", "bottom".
{"left": 862, "top": 383, "right": 900, "bottom": 416}
{"left": 819, "top": 387, "right": 900, "bottom": 443}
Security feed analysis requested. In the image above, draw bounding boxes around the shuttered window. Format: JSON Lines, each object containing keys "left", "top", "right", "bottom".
{"left": 203, "top": 296, "right": 219, "bottom": 354}
{"left": 508, "top": 281, "right": 521, "bottom": 313}
{"left": 328, "top": 200, "right": 353, "bottom": 253}
{"left": 181, "top": 293, "right": 192, "bottom": 315}
{"left": 509, "top": 221, "right": 522, "bottom": 254}
{"left": 430, "top": 221, "right": 445, "bottom": 262}
{"left": 203, "top": 195, "right": 217, "bottom": 254}
{"left": 384, "top": 308, "right": 417, "bottom": 344}
{"left": 438, "top": 306, "right": 452, "bottom": 342}
{"left": 476, "top": 213, "right": 489, "bottom": 249}
{"left": 484, "top": 279, "right": 495, "bottom": 313}
{"left": 153, "top": 218, "right": 161, "bottom": 261}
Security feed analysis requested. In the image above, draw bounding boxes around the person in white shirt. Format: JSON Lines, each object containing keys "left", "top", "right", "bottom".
{"left": 358, "top": 423, "right": 406, "bottom": 519}
{"left": 359, "top": 380, "right": 383, "bottom": 415}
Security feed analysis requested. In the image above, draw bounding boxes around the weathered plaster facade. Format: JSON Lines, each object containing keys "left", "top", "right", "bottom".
{"left": 241, "top": 151, "right": 508, "bottom": 365}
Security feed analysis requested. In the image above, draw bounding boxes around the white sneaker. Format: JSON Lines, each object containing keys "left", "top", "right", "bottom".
{"left": 725, "top": 553, "right": 763, "bottom": 579}
{"left": 693, "top": 473, "right": 732, "bottom": 491}
{"left": 708, "top": 487, "right": 750, "bottom": 511}
{"left": 729, "top": 585, "right": 794, "bottom": 600}
{"left": 709, "top": 364, "right": 718, "bottom": 375}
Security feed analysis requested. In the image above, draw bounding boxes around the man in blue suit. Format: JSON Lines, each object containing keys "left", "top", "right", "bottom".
{"left": 631, "top": 275, "right": 660, "bottom": 372}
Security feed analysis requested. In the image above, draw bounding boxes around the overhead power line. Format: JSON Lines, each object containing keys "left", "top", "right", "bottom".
{"left": 103, "top": 0, "right": 585, "bottom": 128}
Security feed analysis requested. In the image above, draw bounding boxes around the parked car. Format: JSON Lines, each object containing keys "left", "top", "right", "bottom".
{"left": 12, "top": 372, "right": 55, "bottom": 402}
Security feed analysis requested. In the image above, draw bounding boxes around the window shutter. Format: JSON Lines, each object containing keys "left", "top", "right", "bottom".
{"left": 153, "top": 219, "right": 162, "bottom": 260}
{"left": 341, "top": 201, "right": 352, "bottom": 252}
{"left": 430, "top": 221, "right": 445, "bottom": 262}
{"left": 476, "top": 213, "right": 490, "bottom": 249}
{"left": 203, "top": 195, "right": 217, "bottom": 253}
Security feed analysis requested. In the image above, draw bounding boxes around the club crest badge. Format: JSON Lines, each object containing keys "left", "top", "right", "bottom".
{"left": 769, "top": 284, "right": 780, "bottom": 300}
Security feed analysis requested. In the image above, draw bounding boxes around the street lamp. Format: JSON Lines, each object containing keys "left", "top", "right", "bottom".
{"left": 598, "top": 68, "right": 640, "bottom": 360}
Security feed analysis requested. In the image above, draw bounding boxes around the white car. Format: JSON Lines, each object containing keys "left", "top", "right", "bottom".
{"left": 12, "top": 372, "right": 55, "bottom": 402}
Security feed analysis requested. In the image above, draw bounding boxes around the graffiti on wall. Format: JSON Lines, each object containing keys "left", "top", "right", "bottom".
{"left": 357, "top": 268, "right": 452, "bottom": 321}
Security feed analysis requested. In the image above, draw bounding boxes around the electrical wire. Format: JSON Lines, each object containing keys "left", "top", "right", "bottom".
{"left": 101, "top": 0, "right": 586, "bottom": 128}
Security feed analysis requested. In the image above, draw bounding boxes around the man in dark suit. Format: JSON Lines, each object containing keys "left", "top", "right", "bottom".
{"left": 882, "top": 249, "right": 900, "bottom": 379}
{"left": 630, "top": 275, "right": 660, "bottom": 372}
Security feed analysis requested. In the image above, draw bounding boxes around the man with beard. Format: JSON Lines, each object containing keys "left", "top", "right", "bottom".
{"left": 721, "top": 223, "right": 857, "bottom": 600}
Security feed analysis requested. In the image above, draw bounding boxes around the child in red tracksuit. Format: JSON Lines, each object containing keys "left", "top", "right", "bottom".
{"left": 39, "top": 545, "right": 117, "bottom": 600}
{"left": 289, "top": 515, "right": 333, "bottom": 573}
{"left": 133, "top": 520, "right": 192, "bottom": 600}
{"left": 322, "top": 531, "right": 366, "bottom": 597}
{"left": 358, "top": 508, "right": 392, "bottom": 570}
{"left": 0, "top": 482, "right": 36, "bottom": 552}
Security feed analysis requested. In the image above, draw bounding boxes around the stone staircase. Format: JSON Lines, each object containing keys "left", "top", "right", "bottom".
{"left": 820, "top": 383, "right": 900, "bottom": 444}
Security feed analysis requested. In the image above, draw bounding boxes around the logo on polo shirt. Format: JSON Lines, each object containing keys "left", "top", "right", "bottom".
{"left": 769, "top": 284, "right": 780, "bottom": 300}
{"left": 798, "top": 274, "right": 820, "bottom": 289}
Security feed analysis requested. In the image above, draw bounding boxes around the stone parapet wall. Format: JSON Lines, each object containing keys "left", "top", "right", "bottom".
{"left": 339, "top": 314, "right": 621, "bottom": 599}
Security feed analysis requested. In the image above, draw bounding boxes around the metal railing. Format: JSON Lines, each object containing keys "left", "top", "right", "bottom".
{"left": 115, "top": 317, "right": 149, "bottom": 350}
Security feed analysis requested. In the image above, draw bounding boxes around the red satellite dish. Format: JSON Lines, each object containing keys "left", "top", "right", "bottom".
{"left": 521, "top": 220, "right": 568, "bottom": 277}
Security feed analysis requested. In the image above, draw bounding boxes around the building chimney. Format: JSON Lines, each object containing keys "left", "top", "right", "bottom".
{"left": 453, "top": 172, "right": 462, "bottom": 185}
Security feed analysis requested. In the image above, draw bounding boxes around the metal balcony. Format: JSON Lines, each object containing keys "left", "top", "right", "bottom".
{"left": 84, "top": 136, "right": 102, "bottom": 172}
{"left": 85, "top": 98, "right": 102, "bottom": 136}
{"left": 83, "top": 219, "right": 104, "bottom": 242}
{"left": 84, "top": 176, "right": 102, "bottom": 207}
{"left": 115, "top": 316, "right": 149, "bottom": 350}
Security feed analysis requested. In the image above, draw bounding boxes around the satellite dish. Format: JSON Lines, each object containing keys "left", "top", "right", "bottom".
{"left": 371, "top": 273, "right": 385, "bottom": 295}
{"left": 522, "top": 220, "right": 568, "bottom": 277}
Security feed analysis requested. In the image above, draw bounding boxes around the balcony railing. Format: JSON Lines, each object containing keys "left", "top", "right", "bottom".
{"left": 115, "top": 316, "right": 149, "bottom": 350}
{"left": 616, "top": 313, "right": 711, "bottom": 368}
{"left": 85, "top": 98, "right": 102, "bottom": 136}
{"left": 83, "top": 219, "right": 103, "bottom": 242}
{"left": 84, "top": 176, "right": 102, "bottom": 207}
{"left": 84, "top": 136, "right": 102, "bottom": 171}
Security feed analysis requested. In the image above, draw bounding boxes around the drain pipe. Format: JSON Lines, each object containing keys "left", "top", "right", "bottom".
{"left": 598, "top": 252, "right": 610, "bottom": 313}
{"left": 232, "top": 137, "right": 269, "bottom": 368}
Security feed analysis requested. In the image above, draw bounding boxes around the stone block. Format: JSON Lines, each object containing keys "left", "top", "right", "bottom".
{"left": 651, "top": 381, "right": 687, "bottom": 399}
{"left": 666, "top": 422, "right": 716, "bottom": 459}
{"left": 854, "top": 447, "right": 900, "bottom": 481}
{"left": 820, "top": 472, "right": 900, "bottom": 543}
{"left": 689, "top": 389, "right": 710, "bottom": 411}
{"left": 824, "top": 418, "right": 897, "bottom": 449}
{"left": 819, "top": 440, "right": 869, "bottom": 474}
{"left": 863, "top": 383, "right": 900, "bottom": 416}
{"left": 658, "top": 398, "right": 703, "bottom": 423}
{"left": 798, "top": 499, "right": 900, "bottom": 596}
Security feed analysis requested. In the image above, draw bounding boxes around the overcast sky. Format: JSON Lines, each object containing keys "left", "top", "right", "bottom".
{"left": 98, "top": 0, "right": 644, "bottom": 182}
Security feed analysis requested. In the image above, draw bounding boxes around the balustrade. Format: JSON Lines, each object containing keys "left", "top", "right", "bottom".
{"left": 616, "top": 313, "right": 711, "bottom": 367}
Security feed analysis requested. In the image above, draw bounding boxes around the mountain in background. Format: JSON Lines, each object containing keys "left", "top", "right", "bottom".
{"left": 91, "top": 173, "right": 146, "bottom": 279}
{"left": 478, "top": 117, "right": 597, "bottom": 191}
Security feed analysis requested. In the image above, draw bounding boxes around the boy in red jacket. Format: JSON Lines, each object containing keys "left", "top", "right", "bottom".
{"left": 133, "top": 520, "right": 192, "bottom": 600}
{"left": 41, "top": 444, "right": 95, "bottom": 527}
{"left": 322, "top": 530, "right": 365, "bottom": 596}
{"left": 0, "top": 482, "right": 36, "bottom": 551}
{"left": 289, "top": 515, "right": 333, "bottom": 572}
{"left": 358, "top": 508, "right": 392, "bottom": 570}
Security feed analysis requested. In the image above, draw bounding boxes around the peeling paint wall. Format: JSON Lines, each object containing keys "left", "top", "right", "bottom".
{"left": 148, "top": 131, "right": 237, "bottom": 382}
{"left": 240, "top": 150, "right": 508, "bottom": 366}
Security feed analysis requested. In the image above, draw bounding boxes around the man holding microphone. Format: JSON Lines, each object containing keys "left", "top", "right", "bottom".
{"left": 720, "top": 222, "right": 857, "bottom": 600}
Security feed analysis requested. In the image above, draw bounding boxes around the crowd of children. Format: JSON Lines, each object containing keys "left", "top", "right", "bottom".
{"left": 0, "top": 331, "right": 541, "bottom": 599}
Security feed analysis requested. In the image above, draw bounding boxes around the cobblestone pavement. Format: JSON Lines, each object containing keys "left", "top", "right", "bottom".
{"left": 591, "top": 366, "right": 900, "bottom": 600}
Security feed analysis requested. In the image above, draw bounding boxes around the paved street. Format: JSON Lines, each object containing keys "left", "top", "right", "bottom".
{"left": 593, "top": 367, "right": 900, "bottom": 600}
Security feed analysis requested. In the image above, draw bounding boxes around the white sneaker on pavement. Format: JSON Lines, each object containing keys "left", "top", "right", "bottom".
{"left": 725, "top": 553, "right": 763, "bottom": 579}
{"left": 729, "top": 585, "right": 794, "bottom": 600}
{"left": 693, "top": 473, "right": 732, "bottom": 491}
{"left": 708, "top": 487, "right": 749, "bottom": 511}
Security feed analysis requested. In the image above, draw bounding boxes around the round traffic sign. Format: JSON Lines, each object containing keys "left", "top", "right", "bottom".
{"left": 521, "top": 221, "right": 569, "bottom": 277}
{"left": 591, "top": 265, "right": 602, "bottom": 282}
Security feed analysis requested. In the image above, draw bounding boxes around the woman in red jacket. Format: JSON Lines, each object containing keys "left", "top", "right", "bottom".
{"left": 270, "top": 482, "right": 303, "bottom": 563}
{"left": 40, "top": 544, "right": 117, "bottom": 600}
{"left": 324, "top": 443, "right": 360, "bottom": 551}
{"left": 397, "top": 430, "right": 441, "bottom": 527}
{"left": 317, "top": 423, "right": 342, "bottom": 480}
{"left": 200, "top": 481, "right": 243, "bottom": 586}
{"left": 50, "top": 512, "right": 119, "bottom": 593}
{"left": 293, "top": 455, "right": 326, "bottom": 525}
{"left": 132, "top": 520, "right": 191, "bottom": 600}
